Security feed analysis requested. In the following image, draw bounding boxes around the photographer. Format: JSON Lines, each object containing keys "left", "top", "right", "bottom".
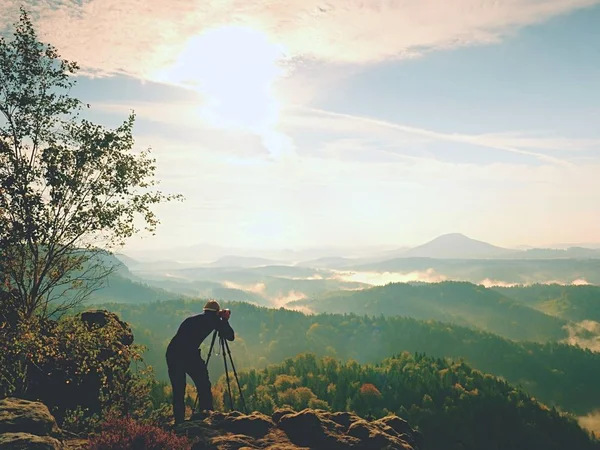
{"left": 165, "top": 299, "right": 234, "bottom": 424}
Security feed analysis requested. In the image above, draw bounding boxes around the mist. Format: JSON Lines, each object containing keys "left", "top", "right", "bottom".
{"left": 563, "top": 320, "right": 600, "bottom": 353}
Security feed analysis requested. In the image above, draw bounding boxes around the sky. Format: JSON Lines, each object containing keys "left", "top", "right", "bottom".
{"left": 2, "top": 0, "right": 600, "bottom": 253}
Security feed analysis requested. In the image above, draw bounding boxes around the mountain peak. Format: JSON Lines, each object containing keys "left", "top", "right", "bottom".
{"left": 432, "top": 232, "right": 471, "bottom": 240}
{"left": 405, "top": 233, "right": 509, "bottom": 259}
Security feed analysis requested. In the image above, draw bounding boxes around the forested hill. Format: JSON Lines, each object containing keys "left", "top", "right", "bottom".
{"left": 219, "top": 352, "right": 600, "bottom": 450}
{"left": 493, "top": 284, "right": 600, "bottom": 322}
{"left": 100, "top": 300, "right": 600, "bottom": 416}
{"left": 290, "top": 281, "right": 568, "bottom": 342}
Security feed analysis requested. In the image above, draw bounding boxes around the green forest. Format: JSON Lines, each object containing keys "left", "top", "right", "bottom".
{"left": 212, "top": 352, "right": 599, "bottom": 450}
{"left": 99, "top": 299, "right": 600, "bottom": 416}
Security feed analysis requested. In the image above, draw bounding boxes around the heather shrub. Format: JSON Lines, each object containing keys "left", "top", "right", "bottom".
{"left": 88, "top": 416, "right": 193, "bottom": 450}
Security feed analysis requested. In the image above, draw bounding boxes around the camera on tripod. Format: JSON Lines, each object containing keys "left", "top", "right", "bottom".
{"left": 218, "top": 308, "right": 231, "bottom": 320}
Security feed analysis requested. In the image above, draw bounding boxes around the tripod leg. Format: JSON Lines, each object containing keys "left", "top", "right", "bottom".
{"left": 224, "top": 339, "right": 247, "bottom": 414}
{"left": 221, "top": 337, "right": 234, "bottom": 411}
{"left": 194, "top": 330, "right": 218, "bottom": 413}
{"left": 205, "top": 330, "right": 218, "bottom": 365}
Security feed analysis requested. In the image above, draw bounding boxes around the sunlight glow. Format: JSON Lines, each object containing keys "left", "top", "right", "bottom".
{"left": 155, "top": 25, "right": 291, "bottom": 157}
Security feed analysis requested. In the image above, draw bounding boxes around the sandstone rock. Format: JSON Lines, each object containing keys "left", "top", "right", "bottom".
{"left": 277, "top": 409, "right": 357, "bottom": 450}
{"left": 63, "top": 438, "right": 88, "bottom": 450}
{"left": 347, "top": 419, "right": 413, "bottom": 450}
{"left": 375, "top": 415, "right": 414, "bottom": 436}
{"left": 0, "top": 398, "right": 60, "bottom": 436}
{"left": 218, "top": 412, "right": 275, "bottom": 438}
{"left": 374, "top": 415, "right": 423, "bottom": 449}
{"left": 271, "top": 408, "right": 295, "bottom": 425}
{"left": 177, "top": 408, "right": 421, "bottom": 450}
{"left": 322, "top": 411, "right": 362, "bottom": 430}
{"left": 208, "top": 433, "right": 259, "bottom": 449}
{"left": 0, "top": 432, "right": 63, "bottom": 450}
{"left": 80, "top": 309, "right": 133, "bottom": 345}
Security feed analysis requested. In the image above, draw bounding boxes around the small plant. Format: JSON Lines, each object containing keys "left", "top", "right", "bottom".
{"left": 61, "top": 406, "right": 101, "bottom": 435}
{"left": 88, "top": 416, "right": 193, "bottom": 450}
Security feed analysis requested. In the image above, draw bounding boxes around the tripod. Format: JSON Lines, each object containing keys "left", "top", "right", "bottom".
{"left": 193, "top": 330, "right": 247, "bottom": 414}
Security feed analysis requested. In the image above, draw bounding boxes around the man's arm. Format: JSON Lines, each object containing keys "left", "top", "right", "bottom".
{"left": 217, "top": 318, "right": 235, "bottom": 341}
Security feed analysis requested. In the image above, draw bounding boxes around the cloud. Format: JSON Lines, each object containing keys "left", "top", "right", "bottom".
{"left": 96, "top": 97, "right": 600, "bottom": 169}
{"left": 272, "top": 290, "right": 307, "bottom": 308}
{"left": 3, "top": 0, "right": 599, "bottom": 80}
{"left": 578, "top": 411, "right": 600, "bottom": 435}
{"left": 222, "top": 281, "right": 267, "bottom": 295}
{"left": 478, "top": 278, "right": 592, "bottom": 288}
{"left": 297, "top": 107, "right": 577, "bottom": 166}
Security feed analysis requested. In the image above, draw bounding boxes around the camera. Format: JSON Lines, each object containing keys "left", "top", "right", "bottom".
{"left": 218, "top": 309, "right": 231, "bottom": 320}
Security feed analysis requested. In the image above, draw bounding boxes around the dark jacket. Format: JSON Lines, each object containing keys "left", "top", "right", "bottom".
{"left": 167, "top": 311, "right": 234, "bottom": 356}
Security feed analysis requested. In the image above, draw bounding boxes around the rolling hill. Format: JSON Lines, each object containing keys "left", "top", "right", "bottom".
{"left": 290, "top": 281, "right": 568, "bottom": 342}
{"left": 494, "top": 284, "right": 600, "bottom": 322}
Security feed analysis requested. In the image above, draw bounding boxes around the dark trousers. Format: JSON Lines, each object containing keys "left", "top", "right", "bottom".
{"left": 166, "top": 346, "right": 213, "bottom": 424}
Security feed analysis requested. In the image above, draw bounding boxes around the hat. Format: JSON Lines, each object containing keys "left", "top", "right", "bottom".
{"left": 203, "top": 299, "right": 221, "bottom": 312}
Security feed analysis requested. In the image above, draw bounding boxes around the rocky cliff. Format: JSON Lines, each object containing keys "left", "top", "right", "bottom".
{"left": 176, "top": 408, "right": 424, "bottom": 450}
{"left": 0, "top": 397, "right": 423, "bottom": 449}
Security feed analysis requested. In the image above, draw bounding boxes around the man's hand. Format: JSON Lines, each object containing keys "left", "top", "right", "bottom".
{"left": 219, "top": 309, "right": 231, "bottom": 321}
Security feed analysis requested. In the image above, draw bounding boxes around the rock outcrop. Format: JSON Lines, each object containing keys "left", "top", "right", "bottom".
{"left": 176, "top": 408, "right": 424, "bottom": 450}
{"left": 0, "top": 398, "right": 63, "bottom": 450}
{"left": 80, "top": 310, "right": 134, "bottom": 346}
{"left": 26, "top": 309, "right": 135, "bottom": 422}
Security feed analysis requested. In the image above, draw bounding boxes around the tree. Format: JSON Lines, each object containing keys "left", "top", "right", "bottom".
{"left": 0, "top": 9, "right": 181, "bottom": 321}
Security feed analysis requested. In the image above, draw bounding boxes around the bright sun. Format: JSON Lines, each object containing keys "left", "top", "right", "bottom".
{"left": 157, "top": 25, "right": 288, "bottom": 136}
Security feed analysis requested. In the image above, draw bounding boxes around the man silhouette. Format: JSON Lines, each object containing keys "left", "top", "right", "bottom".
{"left": 166, "top": 299, "right": 234, "bottom": 424}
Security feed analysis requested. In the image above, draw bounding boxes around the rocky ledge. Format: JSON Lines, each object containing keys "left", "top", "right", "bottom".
{"left": 0, "top": 398, "right": 86, "bottom": 450}
{"left": 0, "top": 398, "right": 63, "bottom": 450}
{"left": 176, "top": 408, "right": 425, "bottom": 450}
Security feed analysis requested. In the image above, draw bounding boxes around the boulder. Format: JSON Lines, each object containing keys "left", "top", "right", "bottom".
{"left": 375, "top": 415, "right": 414, "bottom": 437}
{"left": 80, "top": 310, "right": 133, "bottom": 345}
{"left": 347, "top": 419, "right": 413, "bottom": 450}
{"left": 271, "top": 408, "right": 295, "bottom": 425}
{"left": 0, "top": 398, "right": 60, "bottom": 436}
{"left": 218, "top": 412, "right": 275, "bottom": 438}
{"left": 0, "top": 432, "right": 63, "bottom": 450}
{"left": 277, "top": 409, "right": 357, "bottom": 449}
{"left": 322, "top": 411, "right": 362, "bottom": 430}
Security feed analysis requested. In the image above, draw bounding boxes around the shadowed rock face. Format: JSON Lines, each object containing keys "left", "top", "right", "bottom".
{"left": 0, "top": 398, "right": 60, "bottom": 436}
{"left": 0, "top": 398, "right": 63, "bottom": 450}
{"left": 176, "top": 408, "right": 424, "bottom": 450}
{"left": 80, "top": 310, "right": 133, "bottom": 346}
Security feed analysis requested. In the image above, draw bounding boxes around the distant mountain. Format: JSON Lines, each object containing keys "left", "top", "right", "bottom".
{"left": 124, "top": 243, "right": 397, "bottom": 265}
{"left": 499, "top": 247, "right": 600, "bottom": 260}
{"left": 207, "top": 255, "right": 286, "bottom": 268}
{"left": 114, "top": 253, "right": 140, "bottom": 268}
{"left": 549, "top": 242, "right": 600, "bottom": 250}
{"left": 295, "top": 256, "right": 359, "bottom": 268}
{"left": 402, "top": 233, "right": 513, "bottom": 259}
